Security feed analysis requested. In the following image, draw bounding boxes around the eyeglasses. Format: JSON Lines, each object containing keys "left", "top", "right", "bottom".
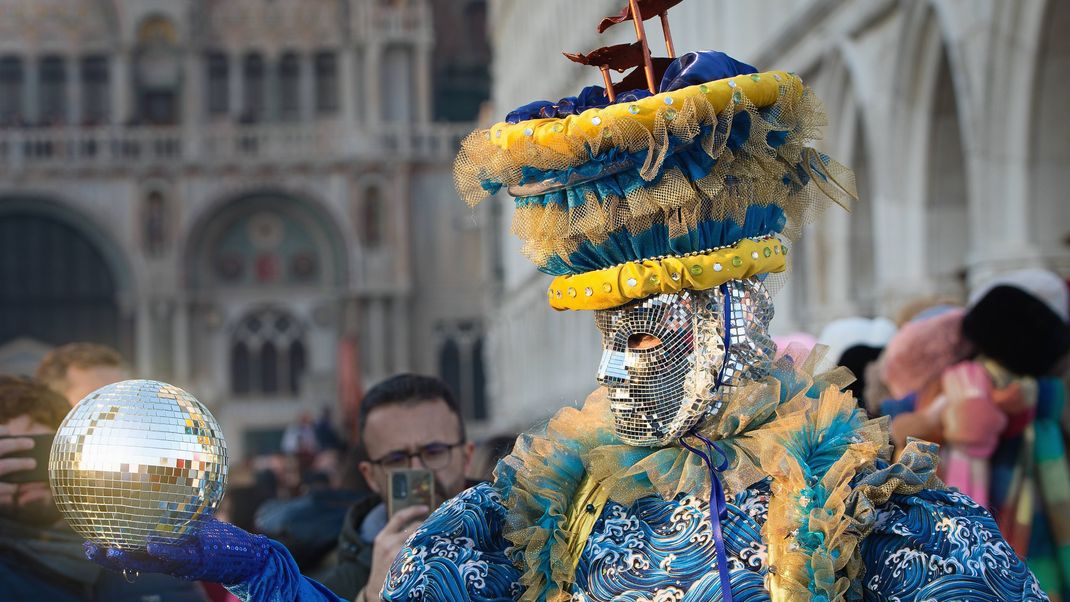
{"left": 370, "top": 442, "right": 464, "bottom": 471}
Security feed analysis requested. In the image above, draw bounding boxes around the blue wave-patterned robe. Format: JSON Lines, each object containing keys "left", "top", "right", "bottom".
{"left": 380, "top": 479, "right": 1046, "bottom": 601}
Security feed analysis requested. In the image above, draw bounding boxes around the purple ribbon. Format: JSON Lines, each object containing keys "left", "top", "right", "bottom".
{"left": 680, "top": 431, "right": 733, "bottom": 602}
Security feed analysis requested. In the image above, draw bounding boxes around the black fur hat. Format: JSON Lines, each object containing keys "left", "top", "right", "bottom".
{"left": 961, "top": 284, "right": 1070, "bottom": 376}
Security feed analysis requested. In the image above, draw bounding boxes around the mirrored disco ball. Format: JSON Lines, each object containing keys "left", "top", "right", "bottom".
{"left": 49, "top": 379, "right": 228, "bottom": 551}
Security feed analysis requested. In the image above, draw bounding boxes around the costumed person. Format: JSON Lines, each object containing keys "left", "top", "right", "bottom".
{"left": 83, "top": 2, "right": 1046, "bottom": 601}
{"left": 816, "top": 317, "right": 896, "bottom": 413}
{"left": 771, "top": 332, "right": 815, "bottom": 364}
{"left": 878, "top": 305, "right": 972, "bottom": 448}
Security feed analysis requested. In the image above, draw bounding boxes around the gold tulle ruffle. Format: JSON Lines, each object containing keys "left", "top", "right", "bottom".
{"left": 455, "top": 74, "right": 857, "bottom": 272}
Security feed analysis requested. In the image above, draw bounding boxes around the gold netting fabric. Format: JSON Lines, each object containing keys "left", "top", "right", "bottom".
{"left": 454, "top": 75, "right": 857, "bottom": 272}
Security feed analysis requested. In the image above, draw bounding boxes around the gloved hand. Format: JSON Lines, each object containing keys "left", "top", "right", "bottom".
{"left": 85, "top": 518, "right": 272, "bottom": 585}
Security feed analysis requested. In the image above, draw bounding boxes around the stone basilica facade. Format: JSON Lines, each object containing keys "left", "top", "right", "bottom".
{"left": 0, "top": 0, "right": 492, "bottom": 457}
{"left": 478, "top": 0, "right": 1070, "bottom": 434}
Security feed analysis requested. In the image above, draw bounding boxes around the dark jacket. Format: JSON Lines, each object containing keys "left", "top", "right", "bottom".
{"left": 254, "top": 487, "right": 366, "bottom": 573}
{"left": 312, "top": 494, "right": 383, "bottom": 601}
{"left": 0, "top": 516, "right": 207, "bottom": 602}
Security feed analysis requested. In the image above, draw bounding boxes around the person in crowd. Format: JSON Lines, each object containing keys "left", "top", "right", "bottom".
{"left": 313, "top": 374, "right": 475, "bottom": 601}
{"left": 36, "top": 342, "right": 126, "bottom": 406}
{"left": 0, "top": 375, "right": 207, "bottom": 601}
{"left": 949, "top": 270, "right": 1069, "bottom": 597}
{"left": 254, "top": 448, "right": 365, "bottom": 575}
{"left": 314, "top": 407, "right": 345, "bottom": 452}
{"left": 892, "top": 295, "right": 961, "bottom": 326}
{"left": 282, "top": 412, "right": 321, "bottom": 470}
{"left": 816, "top": 316, "right": 897, "bottom": 411}
{"left": 878, "top": 305, "right": 971, "bottom": 449}
{"left": 465, "top": 434, "right": 517, "bottom": 483}
{"left": 771, "top": 331, "right": 815, "bottom": 363}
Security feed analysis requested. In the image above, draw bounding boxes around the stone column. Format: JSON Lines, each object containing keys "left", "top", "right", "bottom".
{"left": 299, "top": 52, "right": 315, "bottom": 123}
{"left": 230, "top": 50, "right": 244, "bottom": 120}
{"left": 391, "top": 296, "right": 410, "bottom": 372}
{"left": 456, "top": 328, "right": 477, "bottom": 416}
{"left": 24, "top": 54, "right": 39, "bottom": 124}
{"left": 135, "top": 297, "right": 154, "bottom": 377}
{"left": 339, "top": 48, "right": 358, "bottom": 125}
{"left": 173, "top": 298, "right": 191, "bottom": 386}
{"left": 264, "top": 52, "right": 279, "bottom": 122}
{"left": 413, "top": 41, "right": 432, "bottom": 124}
{"left": 368, "top": 297, "right": 387, "bottom": 380}
{"left": 183, "top": 51, "right": 202, "bottom": 125}
{"left": 182, "top": 51, "right": 202, "bottom": 159}
{"left": 111, "top": 50, "right": 130, "bottom": 125}
{"left": 363, "top": 43, "right": 382, "bottom": 125}
{"left": 67, "top": 55, "right": 82, "bottom": 126}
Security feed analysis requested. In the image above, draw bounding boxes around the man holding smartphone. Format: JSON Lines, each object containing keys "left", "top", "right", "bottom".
{"left": 0, "top": 376, "right": 64, "bottom": 524}
{"left": 314, "top": 374, "right": 475, "bottom": 602}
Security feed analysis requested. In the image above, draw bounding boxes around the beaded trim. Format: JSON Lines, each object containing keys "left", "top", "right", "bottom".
{"left": 547, "top": 236, "right": 786, "bottom": 310}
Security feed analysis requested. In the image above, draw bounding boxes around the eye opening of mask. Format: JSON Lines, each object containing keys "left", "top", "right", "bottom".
{"left": 628, "top": 333, "right": 662, "bottom": 350}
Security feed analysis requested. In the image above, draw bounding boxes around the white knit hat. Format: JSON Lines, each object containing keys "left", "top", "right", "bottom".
{"left": 969, "top": 268, "right": 1069, "bottom": 323}
{"left": 816, "top": 316, "right": 897, "bottom": 365}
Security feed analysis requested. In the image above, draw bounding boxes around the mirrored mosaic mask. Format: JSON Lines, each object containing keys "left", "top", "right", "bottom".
{"left": 594, "top": 278, "right": 775, "bottom": 447}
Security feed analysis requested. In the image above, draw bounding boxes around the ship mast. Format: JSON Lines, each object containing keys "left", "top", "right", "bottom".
{"left": 565, "top": 0, "right": 683, "bottom": 101}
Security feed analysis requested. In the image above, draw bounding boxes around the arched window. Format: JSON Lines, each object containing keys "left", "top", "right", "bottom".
{"left": 242, "top": 54, "right": 265, "bottom": 122}
{"left": 278, "top": 52, "right": 300, "bottom": 121}
{"left": 471, "top": 337, "right": 487, "bottom": 420}
{"left": 39, "top": 55, "right": 66, "bottom": 125}
{"left": 0, "top": 210, "right": 120, "bottom": 350}
{"left": 361, "top": 185, "right": 384, "bottom": 248}
{"left": 135, "top": 16, "right": 181, "bottom": 125}
{"left": 434, "top": 323, "right": 488, "bottom": 421}
{"left": 207, "top": 206, "right": 323, "bottom": 287}
{"left": 314, "top": 51, "right": 338, "bottom": 114}
{"left": 438, "top": 337, "right": 461, "bottom": 404}
{"left": 205, "top": 52, "right": 229, "bottom": 116}
{"left": 0, "top": 56, "right": 25, "bottom": 124}
{"left": 230, "top": 308, "right": 306, "bottom": 396}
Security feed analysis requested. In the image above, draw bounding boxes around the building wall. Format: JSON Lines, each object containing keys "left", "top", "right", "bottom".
{"left": 480, "top": 0, "right": 1070, "bottom": 435}
{"left": 0, "top": 0, "right": 489, "bottom": 458}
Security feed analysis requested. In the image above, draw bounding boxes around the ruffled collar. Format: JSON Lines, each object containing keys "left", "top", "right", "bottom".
{"left": 492, "top": 349, "right": 941, "bottom": 602}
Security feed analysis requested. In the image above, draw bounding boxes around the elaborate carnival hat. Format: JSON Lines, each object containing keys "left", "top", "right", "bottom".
{"left": 454, "top": 0, "right": 856, "bottom": 310}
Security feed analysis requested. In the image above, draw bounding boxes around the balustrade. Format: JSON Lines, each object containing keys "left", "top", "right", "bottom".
{"left": 0, "top": 121, "right": 470, "bottom": 172}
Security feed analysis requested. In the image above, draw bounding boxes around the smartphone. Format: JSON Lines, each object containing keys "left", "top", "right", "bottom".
{"left": 387, "top": 468, "right": 434, "bottom": 518}
{"left": 0, "top": 433, "right": 54, "bottom": 484}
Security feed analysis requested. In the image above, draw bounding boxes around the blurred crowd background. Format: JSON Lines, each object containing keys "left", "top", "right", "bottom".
{"left": 0, "top": 0, "right": 1068, "bottom": 600}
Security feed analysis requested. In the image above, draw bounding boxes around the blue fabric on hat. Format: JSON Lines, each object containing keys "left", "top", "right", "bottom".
{"left": 659, "top": 50, "right": 757, "bottom": 92}
{"left": 505, "top": 51, "right": 756, "bottom": 123}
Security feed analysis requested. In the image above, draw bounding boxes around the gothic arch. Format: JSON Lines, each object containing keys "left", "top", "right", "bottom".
{"left": 183, "top": 189, "right": 351, "bottom": 291}
{"left": 824, "top": 46, "right": 879, "bottom": 316}
{"left": 976, "top": 0, "right": 1050, "bottom": 256}
{"left": 0, "top": 196, "right": 131, "bottom": 296}
{"left": 0, "top": 196, "right": 133, "bottom": 353}
{"left": 1027, "top": 0, "right": 1070, "bottom": 255}
{"left": 890, "top": 5, "right": 971, "bottom": 297}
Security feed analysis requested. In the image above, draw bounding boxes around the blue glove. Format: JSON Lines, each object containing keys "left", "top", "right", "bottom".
{"left": 85, "top": 519, "right": 272, "bottom": 585}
